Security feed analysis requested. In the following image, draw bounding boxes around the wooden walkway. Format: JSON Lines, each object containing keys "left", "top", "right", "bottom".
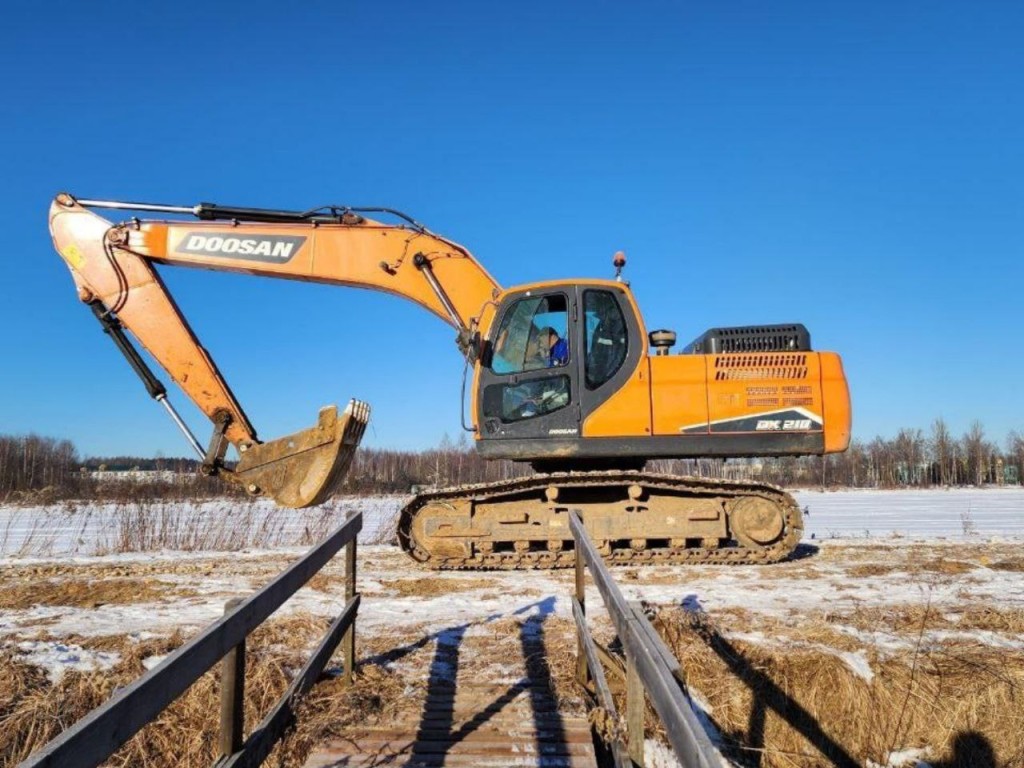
{"left": 304, "top": 682, "right": 596, "bottom": 767}
{"left": 304, "top": 613, "right": 598, "bottom": 768}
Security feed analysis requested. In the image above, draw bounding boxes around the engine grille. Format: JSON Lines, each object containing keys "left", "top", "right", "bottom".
{"left": 714, "top": 353, "right": 809, "bottom": 380}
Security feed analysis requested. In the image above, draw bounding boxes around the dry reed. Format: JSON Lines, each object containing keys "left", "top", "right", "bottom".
{"left": 388, "top": 576, "right": 503, "bottom": 598}
{"left": 651, "top": 605, "right": 1024, "bottom": 768}
{"left": 0, "top": 498, "right": 377, "bottom": 558}
{"left": 0, "top": 577, "right": 196, "bottom": 610}
{"left": 0, "top": 616, "right": 406, "bottom": 768}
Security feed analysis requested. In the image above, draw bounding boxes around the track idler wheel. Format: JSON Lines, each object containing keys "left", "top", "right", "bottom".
{"left": 409, "top": 501, "right": 472, "bottom": 560}
{"left": 729, "top": 496, "right": 786, "bottom": 548}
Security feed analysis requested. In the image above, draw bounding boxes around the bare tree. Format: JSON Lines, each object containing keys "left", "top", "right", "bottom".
{"left": 893, "top": 428, "right": 926, "bottom": 486}
{"left": 0, "top": 434, "right": 81, "bottom": 498}
{"left": 962, "top": 421, "right": 989, "bottom": 486}
{"left": 1007, "top": 431, "right": 1024, "bottom": 485}
{"left": 930, "top": 418, "right": 953, "bottom": 486}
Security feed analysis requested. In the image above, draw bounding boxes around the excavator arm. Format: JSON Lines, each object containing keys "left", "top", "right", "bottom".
{"left": 48, "top": 193, "right": 501, "bottom": 507}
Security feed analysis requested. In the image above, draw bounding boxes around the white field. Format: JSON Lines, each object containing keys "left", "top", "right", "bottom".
{"left": 1, "top": 488, "right": 1022, "bottom": 767}
{"left": 792, "top": 486, "right": 1024, "bottom": 539}
{"left": 0, "top": 495, "right": 406, "bottom": 558}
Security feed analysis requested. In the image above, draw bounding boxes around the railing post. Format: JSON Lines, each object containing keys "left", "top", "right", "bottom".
{"left": 574, "top": 522, "right": 589, "bottom": 686}
{"left": 219, "top": 597, "right": 246, "bottom": 757}
{"left": 626, "top": 650, "right": 645, "bottom": 767}
{"left": 343, "top": 535, "right": 357, "bottom": 686}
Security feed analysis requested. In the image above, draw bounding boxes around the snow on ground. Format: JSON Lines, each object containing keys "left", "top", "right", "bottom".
{"left": 2, "top": 541, "right": 1021, "bottom": 690}
{"left": 793, "top": 486, "right": 1024, "bottom": 539}
{"left": 1, "top": 488, "right": 1022, "bottom": 653}
{"left": 866, "top": 747, "right": 932, "bottom": 768}
{"left": 12, "top": 639, "right": 121, "bottom": 683}
{"left": 1, "top": 487, "right": 1022, "bottom": 762}
{"left": 0, "top": 494, "right": 406, "bottom": 557}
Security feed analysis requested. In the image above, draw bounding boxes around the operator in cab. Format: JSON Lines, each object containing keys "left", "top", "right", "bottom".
{"left": 539, "top": 327, "right": 568, "bottom": 367}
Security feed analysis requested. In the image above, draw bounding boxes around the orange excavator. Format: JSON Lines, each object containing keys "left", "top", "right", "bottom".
{"left": 49, "top": 193, "right": 851, "bottom": 568}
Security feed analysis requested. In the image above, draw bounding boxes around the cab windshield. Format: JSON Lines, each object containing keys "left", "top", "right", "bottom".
{"left": 490, "top": 294, "right": 569, "bottom": 374}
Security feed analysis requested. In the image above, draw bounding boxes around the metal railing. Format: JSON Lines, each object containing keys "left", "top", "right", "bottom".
{"left": 20, "top": 512, "right": 363, "bottom": 768}
{"left": 570, "top": 510, "right": 721, "bottom": 768}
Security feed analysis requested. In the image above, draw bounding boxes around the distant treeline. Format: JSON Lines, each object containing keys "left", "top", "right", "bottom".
{"left": 81, "top": 455, "right": 202, "bottom": 472}
{"left": 0, "top": 435, "right": 232, "bottom": 502}
{"left": 2, "top": 419, "right": 1023, "bottom": 502}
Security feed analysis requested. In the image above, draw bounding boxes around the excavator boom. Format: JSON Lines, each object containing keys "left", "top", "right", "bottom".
{"left": 49, "top": 193, "right": 499, "bottom": 507}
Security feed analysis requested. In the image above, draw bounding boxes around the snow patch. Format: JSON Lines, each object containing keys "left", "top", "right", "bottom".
{"left": 13, "top": 640, "right": 120, "bottom": 683}
{"left": 721, "top": 632, "right": 876, "bottom": 683}
{"left": 838, "top": 649, "right": 874, "bottom": 683}
{"left": 644, "top": 738, "right": 684, "bottom": 768}
{"left": 867, "top": 746, "right": 932, "bottom": 767}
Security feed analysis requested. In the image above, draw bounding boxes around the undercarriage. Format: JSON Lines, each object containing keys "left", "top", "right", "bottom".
{"left": 398, "top": 471, "right": 803, "bottom": 569}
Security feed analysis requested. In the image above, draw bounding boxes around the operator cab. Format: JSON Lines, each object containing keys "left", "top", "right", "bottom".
{"left": 476, "top": 282, "right": 645, "bottom": 465}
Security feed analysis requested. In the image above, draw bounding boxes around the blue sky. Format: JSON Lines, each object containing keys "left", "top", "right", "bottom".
{"left": 1, "top": 1, "right": 1021, "bottom": 457}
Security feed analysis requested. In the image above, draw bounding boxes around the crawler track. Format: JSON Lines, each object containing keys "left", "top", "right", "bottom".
{"left": 398, "top": 472, "right": 802, "bottom": 569}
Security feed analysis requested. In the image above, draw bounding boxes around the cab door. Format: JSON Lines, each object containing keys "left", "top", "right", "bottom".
{"left": 575, "top": 285, "right": 646, "bottom": 435}
{"left": 477, "top": 288, "right": 580, "bottom": 441}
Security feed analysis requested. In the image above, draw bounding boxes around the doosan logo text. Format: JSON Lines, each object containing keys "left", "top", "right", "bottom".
{"left": 178, "top": 233, "right": 307, "bottom": 263}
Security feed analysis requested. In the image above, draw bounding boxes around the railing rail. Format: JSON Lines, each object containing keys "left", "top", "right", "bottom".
{"left": 20, "top": 512, "right": 363, "bottom": 768}
{"left": 570, "top": 510, "right": 721, "bottom": 768}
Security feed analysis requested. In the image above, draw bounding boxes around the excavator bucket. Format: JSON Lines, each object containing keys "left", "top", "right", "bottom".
{"left": 232, "top": 400, "right": 370, "bottom": 508}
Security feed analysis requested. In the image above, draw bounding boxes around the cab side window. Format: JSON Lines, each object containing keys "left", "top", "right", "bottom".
{"left": 489, "top": 294, "right": 570, "bottom": 374}
{"left": 483, "top": 376, "right": 571, "bottom": 423}
{"left": 584, "top": 290, "right": 627, "bottom": 389}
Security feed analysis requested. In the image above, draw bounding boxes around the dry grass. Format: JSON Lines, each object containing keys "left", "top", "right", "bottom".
{"left": 0, "top": 615, "right": 407, "bottom": 768}
{"left": 845, "top": 557, "right": 979, "bottom": 579}
{"left": 847, "top": 562, "right": 897, "bottom": 578}
{"left": 990, "top": 557, "right": 1024, "bottom": 572}
{"left": 388, "top": 576, "right": 502, "bottom": 598}
{"left": 825, "top": 542, "right": 986, "bottom": 561}
{"left": 919, "top": 558, "right": 976, "bottom": 575}
{"left": 954, "top": 606, "right": 1024, "bottom": 634}
{"left": 833, "top": 603, "right": 956, "bottom": 634}
{"left": 530, "top": 617, "right": 589, "bottom": 712}
{"left": 651, "top": 606, "right": 1024, "bottom": 768}
{"left": 4, "top": 535, "right": 1021, "bottom": 767}
{"left": 0, "top": 499, "right": 367, "bottom": 558}
{"left": 100, "top": 502, "right": 290, "bottom": 553}
{"left": 302, "top": 567, "right": 503, "bottom": 598}
{"left": 0, "top": 631, "right": 189, "bottom": 766}
{"left": 304, "top": 568, "right": 344, "bottom": 594}
{"left": 0, "top": 506, "right": 94, "bottom": 558}
{"left": 284, "top": 663, "right": 407, "bottom": 763}
{"left": 0, "top": 555, "right": 286, "bottom": 582}
{"left": 0, "top": 577, "right": 197, "bottom": 610}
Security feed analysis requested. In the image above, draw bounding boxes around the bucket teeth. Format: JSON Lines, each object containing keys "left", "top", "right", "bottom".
{"left": 231, "top": 399, "right": 370, "bottom": 508}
